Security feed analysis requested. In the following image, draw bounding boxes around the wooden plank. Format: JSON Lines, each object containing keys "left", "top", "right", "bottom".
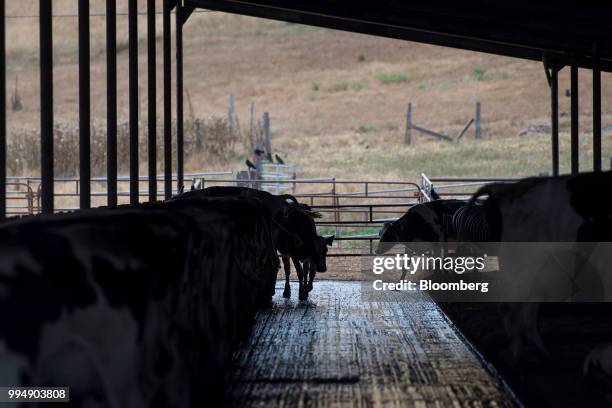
{"left": 409, "top": 123, "right": 454, "bottom": 142}
{"left": 455, "top": 118, "right": 474, "bottom": 141}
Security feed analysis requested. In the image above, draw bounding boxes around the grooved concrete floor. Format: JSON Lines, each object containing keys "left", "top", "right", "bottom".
{"left": 226, "top": 281, "right": 517, "bottom": 407}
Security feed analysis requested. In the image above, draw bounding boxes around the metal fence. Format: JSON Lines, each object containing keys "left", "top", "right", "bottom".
{"left": 5, "top": 171, "right": 233, "bottom": 215}
{"left": 6, "top": 170, "right": 519, "bottom": 257}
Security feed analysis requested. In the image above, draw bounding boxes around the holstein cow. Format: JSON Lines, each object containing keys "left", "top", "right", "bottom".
{"left": 0, "top": 197, "right": 279, "bottom": 407}
{"left": 468, "top": 171, "right": 612, "bottom": 367}
{"left": 173, "top": 186, "right": 334, "bottom": 300}
{"left": 376, "top": 199, "right": 466, "bottom": 254}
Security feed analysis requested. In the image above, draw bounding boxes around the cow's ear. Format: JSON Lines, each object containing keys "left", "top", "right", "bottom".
{"left": 325, "top": 235, "right": 335, "bottom": 246}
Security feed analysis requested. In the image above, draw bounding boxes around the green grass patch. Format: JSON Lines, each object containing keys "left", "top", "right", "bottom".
{"left": 333, "top": 79, "right": 368, "bottom": 92}
{"left": 472, "top": 65, "right": 487, "bottom": 81}
{"left": 356, "top": 123, "right": 381, "bottom": 134}
{"left": 418, "top": 79, "right": 455, "bottom": 90}
{"left": 374, "top": 70, "right": 413, "bottom": 84}
{"left": 333, "top": 80, "right": 350, "bottom": 92}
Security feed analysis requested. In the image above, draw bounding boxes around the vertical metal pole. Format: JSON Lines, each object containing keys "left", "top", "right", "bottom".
{"left": 551, "top": 67, "right": 559, "bottom": 176}
{"left": 147, "top": 0, "right": 157, "bottom": 201}
{"left": 593, "top": 45, "right": 602, "bottom": 172}
{"left": 40, "top": 0, "right": 53, "bottom": 214}
{"left": 0, "top": 0, "right": 5, "bottom": 219}
{"left": 176, "top": 1, "right": 184, "bottom": 193}
{"left": 163, "top": 0, "right": 172, "bottom": 199}
{"left": 106, "top": 0, "right": 117, "bottom": 207}
{"left": 475, "top": 102, "right": 481, "bottom": 139}
{"left": 128, "top": 0, "right": 139, "bottom": 204}
{"left": 404, "top": 103, "right": 411, "bottom": 145}
{"left": 570, "top": 55, "right": 579, "bottom": 175}
{"left": 78, "top": 0, "right": 91, "bottom": 209}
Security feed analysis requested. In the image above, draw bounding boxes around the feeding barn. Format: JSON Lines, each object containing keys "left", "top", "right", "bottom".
{"left": 0, "top": 1, "right": 611, "bottom": 407}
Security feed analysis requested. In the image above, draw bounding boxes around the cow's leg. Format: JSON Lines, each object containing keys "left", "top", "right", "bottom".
{"left": 292, "top": 257, "right": 308, "bottom": 301}
{"left": 502, "top": 303, "right": 548, "bottom": 363}
{"left": 306, "top": 260, "right": 316, "bottom": 292}
{"left": 282, "top": 255, "right": 291, "bottom": 298}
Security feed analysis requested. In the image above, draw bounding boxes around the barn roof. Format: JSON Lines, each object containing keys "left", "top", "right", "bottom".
{"left": 186, "top": 0, "right": 612, "bottom": 71}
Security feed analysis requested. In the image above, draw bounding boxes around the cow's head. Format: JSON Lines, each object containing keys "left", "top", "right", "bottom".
{"left": 376, "top": 212, "right": 437, "bottom": 254}
{"left": 376, "top": 221, "right": 399, "bottom": 254}
{"left": 312, "top": 235, "right": 334, "bottom": 272}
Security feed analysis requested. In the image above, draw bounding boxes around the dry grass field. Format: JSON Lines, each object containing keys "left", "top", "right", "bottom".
{"left": 4, "top": 1, "right": 612, "bottom": 183}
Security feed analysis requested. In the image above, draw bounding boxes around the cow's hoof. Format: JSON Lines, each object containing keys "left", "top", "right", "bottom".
{"left": 298, "top": 288, "right": 308, "bottom": 301}
{"left": 283, "top": 288, "right": 291, "bottom": 298}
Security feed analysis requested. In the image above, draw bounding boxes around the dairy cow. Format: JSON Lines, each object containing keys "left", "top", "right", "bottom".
{"left": 376, "top": 199, "right": 466, "bottom": 254}
{"left": 468, "top": 171, "right": 612, "bottom": 365}
{"left": 0, "top": 197, "right": 279, "bottom": 407}
{"left": 172, "top": 186, "right": 333, "bottom": 300}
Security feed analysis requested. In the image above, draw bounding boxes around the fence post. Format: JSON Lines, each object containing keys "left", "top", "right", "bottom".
{"left": 404, "top": 102, "right": 412, "bottom": 145}
{"left": 475, "top": 102, "right": 481, "bottom": 139}
{"left": 263, "top": 112, "right": 271, "bottom": 155}
{"left": 228, "top": 92, "right": 234, "bottom": 137}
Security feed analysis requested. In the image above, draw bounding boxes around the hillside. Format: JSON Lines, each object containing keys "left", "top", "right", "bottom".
{"left": 4, "top": 1, "right": 612, "bottom": 181}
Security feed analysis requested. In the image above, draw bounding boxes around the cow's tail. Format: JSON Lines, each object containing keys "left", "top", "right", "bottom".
{"left": 467, "top": 183, "right": 503, "bottom": 241}
{"left": 280, "top": 194, "right": 322, "bottom": 218}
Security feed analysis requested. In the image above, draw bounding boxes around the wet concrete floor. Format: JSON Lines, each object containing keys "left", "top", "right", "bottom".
{"left": 226, "top": 280, "right": 517, "bottom": 407}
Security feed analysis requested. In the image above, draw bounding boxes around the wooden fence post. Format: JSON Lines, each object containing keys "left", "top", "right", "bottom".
{"left": 475, "top": 102, "right": 481, "bottom": 139}
{"left": 227, "top": 92, "right": 234, "bottom": 136}
{"left": 263, "top": 112, "right": 271, "bottom": 154}
{"left": 405, "top": 102, "right": 412, "bottom": 145}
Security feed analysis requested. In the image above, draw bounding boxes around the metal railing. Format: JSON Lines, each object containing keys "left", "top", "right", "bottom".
{"left": 421, "top": 173, "right": 520, "bottom": 202}
{"left": 5, "top": 172, "right": 520, "bottom": 258}
{"left": 7, "top": 171, "right": 234, "bottom": 213}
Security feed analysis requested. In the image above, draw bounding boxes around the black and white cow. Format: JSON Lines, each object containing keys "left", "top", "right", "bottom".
{"left": 173, "top": 186, "right": 333, "bottom": 300}
{"left": 468, "top": 170, "right": 612, "bottom": 363}
{"left": 0, "top": 197, "right": 279, "bottom": 407}
{"left": 376, "top": 199, "right": 466, "bottom": 254}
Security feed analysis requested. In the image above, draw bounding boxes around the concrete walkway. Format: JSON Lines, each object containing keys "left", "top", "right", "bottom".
{"left": 226, "top": 281, "right": 517, "bottom": 407}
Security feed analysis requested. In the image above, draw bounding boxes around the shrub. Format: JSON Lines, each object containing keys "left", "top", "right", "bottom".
{"left": 7, "top": 116, "right": 240, "bottom": 177}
